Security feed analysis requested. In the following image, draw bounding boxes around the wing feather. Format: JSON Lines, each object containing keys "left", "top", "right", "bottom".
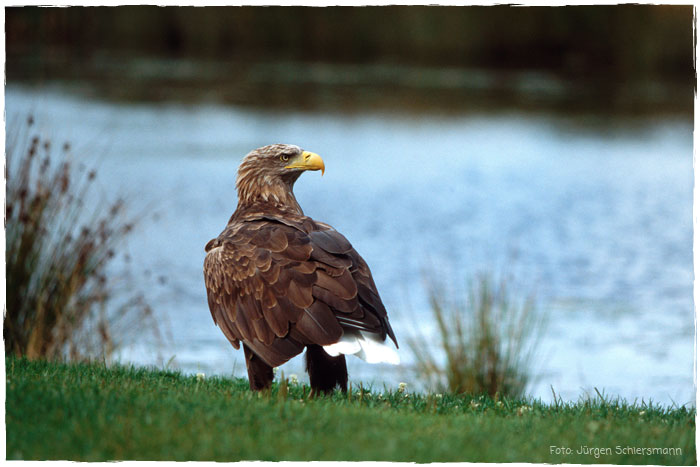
{"left": 263, "top": 297, "right": 290, "bottom": 337}
{"left": 295, "top": 300, "right": 343, "bottom": 344}
{"left": 315, "top": 269, "right": 357, "bottom": 300}
{"left": 311, "top": 285, "right": 360, "bottom": 314}
{"left": 287, "top": 279, "right": 315, "bottom": 309}
{"left": 309, "top": 229, "right": 353, "bottom": 254}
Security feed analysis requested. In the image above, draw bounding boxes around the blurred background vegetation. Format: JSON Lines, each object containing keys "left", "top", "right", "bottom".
{"left": 6, "top": 5, "right": 694, "bottom": 115}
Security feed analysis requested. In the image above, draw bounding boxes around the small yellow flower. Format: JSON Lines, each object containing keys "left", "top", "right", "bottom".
{"left": 196, "top": 372, "right": 205, "bottom": 382}
{"left": 398, "top": 382, "right": 407, "bottom": 393}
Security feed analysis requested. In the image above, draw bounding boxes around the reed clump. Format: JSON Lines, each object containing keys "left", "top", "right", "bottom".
{"left": 5, "top": 116, "right": 153, "bottom": 360}
{"left": 408, "top": 273, "right": 544, "bottom": 398}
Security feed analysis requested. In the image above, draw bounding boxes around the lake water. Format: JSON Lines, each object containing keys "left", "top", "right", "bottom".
{"left": 5, "top": 84, "right": 694, "bottom": 405}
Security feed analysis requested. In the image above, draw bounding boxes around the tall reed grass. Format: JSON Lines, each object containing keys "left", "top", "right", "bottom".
{"left": 5, "top": 116, "right": 154, "bottom": 360}
{"left": 408, "top": 273, "right": 544, "bottom": 398}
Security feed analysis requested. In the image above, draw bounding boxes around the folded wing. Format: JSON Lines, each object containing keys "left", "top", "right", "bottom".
{"left": 203, "top": 216, "right": 398, "bottom": 368}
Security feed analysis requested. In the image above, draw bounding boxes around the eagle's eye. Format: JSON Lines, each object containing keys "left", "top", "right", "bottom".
{"left": 280, "top": 154, "right": 289, "bottom": 162}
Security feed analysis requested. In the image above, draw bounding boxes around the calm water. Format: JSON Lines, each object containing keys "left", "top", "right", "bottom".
{"left": 6, "top": 84, "right": 694, "bottom": 405}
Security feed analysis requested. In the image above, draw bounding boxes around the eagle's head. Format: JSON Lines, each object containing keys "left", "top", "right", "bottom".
{"left": 236, "top": 144, "right": 325, "bottom": 211}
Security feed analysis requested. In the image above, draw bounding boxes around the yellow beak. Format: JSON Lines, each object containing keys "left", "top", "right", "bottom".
{"left": 285, "top": 150, "right": 325, "bottom": 175}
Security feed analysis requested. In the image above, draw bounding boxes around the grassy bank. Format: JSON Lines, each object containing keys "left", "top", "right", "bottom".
{"left": 6, "top": 356, "right": 695, "bottom": 463}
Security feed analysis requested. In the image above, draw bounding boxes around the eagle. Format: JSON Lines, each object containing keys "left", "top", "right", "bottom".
{"left": 203, "top": 144, "right": 399, "bottom": 394}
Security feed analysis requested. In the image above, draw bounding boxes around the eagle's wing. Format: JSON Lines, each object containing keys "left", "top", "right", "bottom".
{"left": 203, "top": 218, "right": 397, "bottom": 368}
{"left": 308, "top": 227, "right": 397, "bottom": 345}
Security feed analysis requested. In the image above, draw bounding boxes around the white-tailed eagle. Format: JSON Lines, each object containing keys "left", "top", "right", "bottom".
{"left": 203, "top": 144, "right": 398, "bottom": 394}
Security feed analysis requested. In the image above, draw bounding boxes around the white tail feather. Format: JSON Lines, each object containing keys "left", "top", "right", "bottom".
{"left": 323, "top": 330, "right": 400, "bottom": 365}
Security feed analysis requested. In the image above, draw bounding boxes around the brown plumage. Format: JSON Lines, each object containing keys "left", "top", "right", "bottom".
{"left": 204, "top": 144, "right": 398, "bottom": 393}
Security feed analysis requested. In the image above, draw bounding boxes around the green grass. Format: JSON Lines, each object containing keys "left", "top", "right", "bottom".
{"left": 6, "top": 356, "right": 695, "bottom": 463}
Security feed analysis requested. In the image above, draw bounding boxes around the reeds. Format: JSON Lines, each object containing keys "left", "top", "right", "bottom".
{"left": 408, "top": 273, "right": 544, "bottom": 398}
{"left": 5, "top": 116, "right": 153, "bottom": 361}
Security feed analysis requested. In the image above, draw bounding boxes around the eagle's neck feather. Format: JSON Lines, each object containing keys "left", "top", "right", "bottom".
{"left": 236, "top": 171, "right": 303, "bottom": 215}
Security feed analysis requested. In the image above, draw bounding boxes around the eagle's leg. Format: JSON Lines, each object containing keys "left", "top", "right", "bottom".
{"left": 243, "top": 344, "right": 274, "bottom": 391}
{"left": 305, "top": 344, "right": 348, "bottom": 395}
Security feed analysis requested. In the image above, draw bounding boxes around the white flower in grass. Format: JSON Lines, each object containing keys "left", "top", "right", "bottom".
{"left": 289, "top": 374, "right": 299, "bottom": 385}
{"left": 196, "top": 372, "right": 205, "bottom": 382}
{"left": 398, "top": 382, "right": 407, "bottom": 393}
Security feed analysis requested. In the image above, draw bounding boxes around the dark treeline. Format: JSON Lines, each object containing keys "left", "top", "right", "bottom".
{"left": 6, "top": 5, "right": 693, "bottom": 80}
